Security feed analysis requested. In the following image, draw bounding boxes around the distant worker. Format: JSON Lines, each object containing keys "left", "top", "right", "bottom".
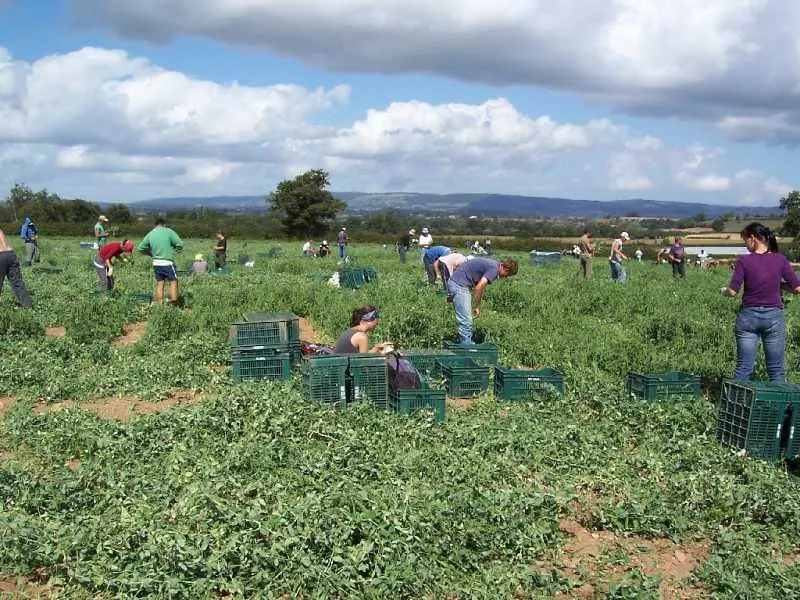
{"left": 418, "top": 227, "right": 433, "bottom": 251}
{"left": 20, "top": 216, "right": 40, "bottom": 266}
{"left": 471, "top": 240, "right": 488, "bottom": 255}
{"left": 446, "top": 257, "right": 518, "bottom": 344}
{"left": 213, "top": 230, "right": 227, "bottom": 269}
{"left": 318, "top": 240, "right": 330, "bottom": 257}
{"left": 635, "top": 248, "right": 643, "bottom": 262}
{"left": 337, "top": 227, "right": 348, "bottom": 259}
{"left": 0, "top": 229, "right": 32, "bottom": 307}
{"left": 136, "top": 218, "right": 184, "bottom": 305}
{"left": 398, "top": 228, "right": 415, "bottom": 264}
{"left": 667, "top": 237, "right": 686, "bottom": 278}
{"left": 578, "top": 228, "right": 596, "bottom": 279}
{"left": 423, "top": 245, "right": 450, "bottom": 285}
{"left": 192, "top": 253, "right": 208, "bottom": 274}
{"left": 94, "top": 239, "right": 134, "bottom": 291}
{"left": 94, "top": 215, "right": 110, "bottom": 248}
{"left": 721, "top": 223, "right": 800, "bottom": 382}
{"left": 302, "top": 240, "right": 312, "bottom": 256}
{"left": 333, "top": 306, "right": 392, "bottom": 354}
{"left": 609, "top": 232, "right": 630, "bottom": 282}
{"left": 484, "top": 239, "right": 492, "bottom": 254}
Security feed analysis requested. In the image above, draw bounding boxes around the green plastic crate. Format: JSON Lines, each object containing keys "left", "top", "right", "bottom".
{"left": 339, "top": 268, "right": 366, "bottom": 289}
{"left": 787, "top": 399, "right": 800, "bottom": 461}
{"left": 348, "top": 354, "right": 389, "bottom": 407}
{"left": 494, "top": 367, "right": 564, "bottom": 401}
{"left": 232, "top": 352, "right": 291, "bottom": 383}
{"left": 437, "top": 356, "right": 490, "bottom": 398}
{"left": 302, "top": 355, "right": 349, "bottom": 408}
{"left": 389, "top": 381, "right": 446, "bottom": 423}
{"left": 399, "top": 349, "right": 455, "bottom": 376}
{"left": 363, "top": 267, "right": 378, "bottom": 283}
{"left": 130, "top": 292, "right": 153, "bottom": 303}
{"left": 626, "top": 371, "right": 701, "bottom": 401}
{"left": 443, "top": 341, "right": 499, "bottom": 366}
{"left": 716, "top": 380, "right": 798, "bottom": 462}
{"left": 230, "top": 312, "right": 300, "bottom": 348}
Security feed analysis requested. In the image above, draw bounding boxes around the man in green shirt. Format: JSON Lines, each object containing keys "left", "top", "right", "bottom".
{"left": 136, "top": 218, "right": 184, "bottom": 304}
{"left": 94, "top": 215, "right": 109, "bottom": 247}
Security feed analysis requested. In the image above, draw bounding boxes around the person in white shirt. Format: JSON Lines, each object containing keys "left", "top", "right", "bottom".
{"left": 609, "top": 232, "right": 630, "bottom": 282}
{"left": 635, "top": 248, "right": 643, "bottom": 262}
{"left": 418, "top": 227, "right": 432, "bottom": 263}
{"left": 302, "top": 240, "right": 312, "bottom": 256}
{"left": 437, "top": 252, "right": 467, "bottom": 302}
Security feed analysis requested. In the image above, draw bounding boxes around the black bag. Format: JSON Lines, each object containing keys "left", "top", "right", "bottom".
{"left": 387, "top": 353, "right": 422, "bottom": 391}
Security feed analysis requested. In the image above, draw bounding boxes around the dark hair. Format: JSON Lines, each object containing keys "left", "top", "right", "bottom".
{"left": 583, "top": 228, "right": 591, "bottom": 235}
{"left": 154, "top": 218, "right": 166, "bottom": 226}
{"left": 674, "top": 237, "right": 682, "bottom": 244}
{"left": 741, "top": 222, "right": 778, "bottom": 253}
{"left": 500, "top": 259, "right": 519, "bottom": 276}
{"left": 350, "top": 305, "right": 378, "bottom": 327}
{"left": 122, "top": 238, "right": 130, "bottom": 245}
{"left": 217, "top": 230, "right": 225, "bottom": 236}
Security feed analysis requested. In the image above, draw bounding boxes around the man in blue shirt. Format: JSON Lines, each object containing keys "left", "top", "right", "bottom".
{"left": 423, "top": 245, "right": 450, "bottom": 285}
{"left": 446, "top": 257, "right": 518, "bottom": 343}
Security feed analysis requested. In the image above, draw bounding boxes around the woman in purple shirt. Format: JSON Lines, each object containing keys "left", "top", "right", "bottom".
{"left": 721, "top": 223, "right": 800, "bottom": 382}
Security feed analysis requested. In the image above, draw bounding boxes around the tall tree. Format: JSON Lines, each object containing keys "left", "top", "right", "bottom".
{"left": 780, "top": 190, "right": 800, "bottom": 237}
{"left": 267, "top": 169, "right": 346, "bottom": 238}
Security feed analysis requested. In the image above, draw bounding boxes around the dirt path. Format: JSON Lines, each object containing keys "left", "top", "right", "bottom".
{"left": 551, "top": 518, "right": 711, "bottom": 599}
{"left": 33, "top": 390, "right": 202, "bottom": 422}
{"left": 112, "top": 321, "right": 147, "bottom": 347}
{"left": 0, "top": 397, "right": 16, "bottom": 422}
{"left": 299, "top": 317, "right": 326, "bottom": 343}
{"left": 44, "top": 326, "right": 66, "bottom": 338}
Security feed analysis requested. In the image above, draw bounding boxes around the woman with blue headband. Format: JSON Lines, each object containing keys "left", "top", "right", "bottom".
{"left": 332, "top": 305, "right": 392, "bottom": 354}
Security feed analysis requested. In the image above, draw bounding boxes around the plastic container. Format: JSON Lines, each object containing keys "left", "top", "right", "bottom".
{"left": 494, "top": 367, "right": 564, "bottom": 401}
{"left": 626, "top": 371, "right": 701, "bottom": 401}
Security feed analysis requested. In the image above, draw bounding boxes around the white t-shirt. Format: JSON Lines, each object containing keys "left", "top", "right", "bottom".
{"left": 438, "top": 253, "right": 466, "bottom": 273}
{"left": 418, "top": 234, "right": 433, "bottom": 248}
{"left": 302, "top": 242, "right": 311, "bottom": 252}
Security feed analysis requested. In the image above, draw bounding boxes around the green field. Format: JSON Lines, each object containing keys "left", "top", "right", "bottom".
{"left": 2, "top": 239, "right": 800, "bottom": 598}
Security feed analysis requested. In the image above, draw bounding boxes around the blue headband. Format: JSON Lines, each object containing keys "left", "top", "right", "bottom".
{"left": 361, "top": 309, "right": 380, "bottom": 322}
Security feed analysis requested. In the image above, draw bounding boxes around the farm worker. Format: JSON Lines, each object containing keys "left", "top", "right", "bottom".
{"left": 720, "top": 223, "right": 800, "bottom": 382}
{"left": 337, "top": 227, "right": 348, "bottom": 259}
{"left": 20, "top": 216, "right": 40, "bottom": 266}
{"left": 446, "top": 258, "right": 518, "bottom": 344}
{"left": 423, "top": 245, "right": 450, "bottom": 285}
{"left": 484, "top": 239, "right": 492, "bottom": 254}
{"left": 635, "top": 249, "right": 643, "bottom": 262}
{"left": 418, "top": 227, "right": 433, "bottom": 263}
{"left": 318, "top": 240, "right": 330, "bottom": 257}
{"left": 332, "top": 306, "right": 393, "bottom": 354}
{"left": 578, "top": 228, "right": 595, "bottom": 279}
{"left": 192, "top": 253, "right": 208, "bottom": 274}
{"left": 667, "top": 237, "right": 686, "bottom": 278}
{"left": 302, "top": 240, "right": 312, "bottom": 256}
{"left": 136, "top": 218, "right": 184, "bottom": 304}
{"left": 93, "top": 239, "right": 134, "bottom": 292}
{"left": 437, "top": 251, "right": 467, "bottom": 301}
{"left": 213, "top": 230, "right": 227, "bottom": 269}
{"left": 609, "top": 232, "right": 630, "bottom": 282}
{"left": 398, "top": 228, "right": 415, "bottom": 264}
{"left": 0, "top": 229, "right": 32, "bottom": 308}
{"left": 94, "top": 215, "right": 109, "bottom": 247}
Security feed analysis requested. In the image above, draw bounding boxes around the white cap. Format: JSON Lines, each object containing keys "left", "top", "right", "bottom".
{"left": 98, "top": 215, "right": 108, "bottom": 222}
{"left": 621, "top": 232, "right": 630, "bottom": 240}
{"left": 422, "top": 228, "right": 429, "bottom": 234}
{"left": 409, "top": 228, "right": 416, "bottom": 235}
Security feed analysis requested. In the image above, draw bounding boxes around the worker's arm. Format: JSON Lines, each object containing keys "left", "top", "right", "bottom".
{"left": 472, "top": 277, "right": 489, "bottom": 316}
{"left": 722, "top": 260, "right": 744, "bottom": 296}
{"left": 171, "top": 230, "right": 184, "bottom": 252}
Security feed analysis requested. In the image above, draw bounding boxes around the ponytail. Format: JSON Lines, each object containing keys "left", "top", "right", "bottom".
{"left": 741, "top": 222, "right": 779, "bottom": 253}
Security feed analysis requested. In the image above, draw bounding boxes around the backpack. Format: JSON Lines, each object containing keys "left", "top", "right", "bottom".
{"left": 387, "top": 353, "right": 422, "bottom": 391}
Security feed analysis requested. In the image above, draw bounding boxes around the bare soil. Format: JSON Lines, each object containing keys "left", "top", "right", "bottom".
{"left": 550, "top": 518, "right": 711, "bottom": 599}
{"left": 113, "top": 321, "right": 148, "bottom": 347}
{"left": 0, "top": 575, "right": 53, "bottom": 598}
{"left": 299, "top": 317, "right": 325, "bottom": 343}
{"left": 32, "top": 390, "right": 202, "bottom": 422}
{"left": 0, "top": 451, "right": 15, "bottom": 461}
{"left": 0, "top": 397, "right": 16, "bottom": 420}
{"left": 44, "top": 326, "right": 66, "bottom": 338}
{"left": 446, "top": 398, "right": 476, "bottom": 410}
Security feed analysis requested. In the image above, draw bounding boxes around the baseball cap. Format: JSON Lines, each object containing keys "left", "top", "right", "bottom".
{"left": 422, "top": 227, "right": 429, "bottom": 234}
{"left": 621, "top": 232, "right": 630, "bottom": 240}
{"left": 409, "top": 228, "right": 416, "bottom": 235}
{"left": 99, "top": 215, "right": 109, "bottom": 222}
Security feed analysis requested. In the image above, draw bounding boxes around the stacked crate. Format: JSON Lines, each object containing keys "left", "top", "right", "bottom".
{"left": 494, "top": 367, "right": 564, "bottom": 401}
{"left": 436, "top": 356, "right": 491, "bottom": 398}
{"left": 348, "top": 354, "right": 389, "bottom": 408}
{"left": 389, "top": 379, "right": 446, "bottom": 423}
{"left": 442, "top": 341, "right": 499, "bottom": 366}
{"left": 229, "top": 312, "right": 301, "bottom": 383}
{"left": 716, "top": 380, "right": 799, "bottom": 462}
{"left": 399, "top": 349, "right": 455, "bottom": 378}
{"left": 302, "top": 355, "right": 349, "bottom": 409}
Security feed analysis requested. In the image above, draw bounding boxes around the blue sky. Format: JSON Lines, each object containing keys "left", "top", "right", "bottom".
{"left": 0, "top": 0, "right": 797, "bottom": 205}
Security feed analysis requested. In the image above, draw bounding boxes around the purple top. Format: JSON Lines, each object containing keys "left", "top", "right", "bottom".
{"left": 668, "top": 244, "right": 684, "bottom": 260}
{"left": 728, "top": 252, "right": 800, "bottom": 308}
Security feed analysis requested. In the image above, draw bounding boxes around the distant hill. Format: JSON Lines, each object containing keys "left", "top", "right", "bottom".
{"left": 128, "top": 192, "right": 780, "bottom": 219}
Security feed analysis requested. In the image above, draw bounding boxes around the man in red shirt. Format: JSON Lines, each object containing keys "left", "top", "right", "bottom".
{"left": 93, "top": 239, "right": 134, "bottom": 292}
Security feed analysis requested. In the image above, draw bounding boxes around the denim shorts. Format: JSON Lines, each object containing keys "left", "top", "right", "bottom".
{"left": 153, "top": 264, "right": 177, "bottom": 281}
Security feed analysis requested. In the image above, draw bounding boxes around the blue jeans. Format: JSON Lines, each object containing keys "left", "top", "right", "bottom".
{"left": 609, "top": 259, "right": 626, "bottom": 282}
{"left": 447, "top": 279, "right": 473, "bottom": 343}
{"left": 423, "top": 256, "right": 437, "bottom": 284}
{"left": 338, "top": 244, "right": 346, "bottom": 259}
{"left": 734, "top": 307, "right": 786, "bottom": 382}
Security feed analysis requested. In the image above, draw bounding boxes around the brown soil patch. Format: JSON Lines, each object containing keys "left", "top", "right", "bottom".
{"left": 0, "top": 451, "right": 15, "bottom": 461}
{"left": 299, "top": 317, "right": 325, "bottom": 343}
{"left": 33, "top": 390, "right": 201, "bottom": 422}
{"left": 64, "top": 459, "right": 81, "bottom": 471}
{"left": 207, "top": 364, "right": 227, "bottom": 374}
{"left": 44, "top": 326, "right": 66, "bottom": 338}
{"left": 447, "top": 397, "right": 476, "bottom": 409}
{"left": 552, "top": 519, "right": 711, "bottom": 599}
{"left": 0, "top": 575, "right": 52, "bottom": 598}
{"left": 113, "top": 321, "right": 147, "bottom": 346}
{"left": 0, "top": 397, "right": 16, "bottom": 420}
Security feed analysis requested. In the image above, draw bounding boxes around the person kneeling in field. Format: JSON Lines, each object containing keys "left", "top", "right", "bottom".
{"left": 136, "top": 219, "right": 184, "bottom": 304}
{"left": 0, "top": 229, "right": 32, "bottom": 307}
{"left": 446, "top": 258, "right": 518, "bottom": 344}
{"left": 332, "top": 306, "right": 393, "bottom": 354}
{"left": 192, "top": 254, "right": 208, "bottom": 274}
{"left": 93, "top": 239, "right": 134, "bottom": 292}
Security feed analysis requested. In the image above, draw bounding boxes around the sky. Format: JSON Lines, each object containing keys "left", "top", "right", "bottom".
{"left": 0, "top": 0, "right": 798, "bottom": 206}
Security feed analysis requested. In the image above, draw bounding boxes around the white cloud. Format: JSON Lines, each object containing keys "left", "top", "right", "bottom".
{"left": 71, "top": 0, "right": 800, "bottom": 143}
{"left": 0, "top": 46, "right": 793, "bottom": 205}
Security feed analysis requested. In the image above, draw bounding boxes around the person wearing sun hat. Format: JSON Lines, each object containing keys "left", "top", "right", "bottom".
{"left": 94, "top": 215, "right": 110, "bottom": 248}
{"left": 192, "top": 253, "right": 208, "bottom": 274}
{"left": 94, "top": 238, "right": 134, "bottom": 292}
{"left": 609, "top": 231, "right": 630, "bottom": 282}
